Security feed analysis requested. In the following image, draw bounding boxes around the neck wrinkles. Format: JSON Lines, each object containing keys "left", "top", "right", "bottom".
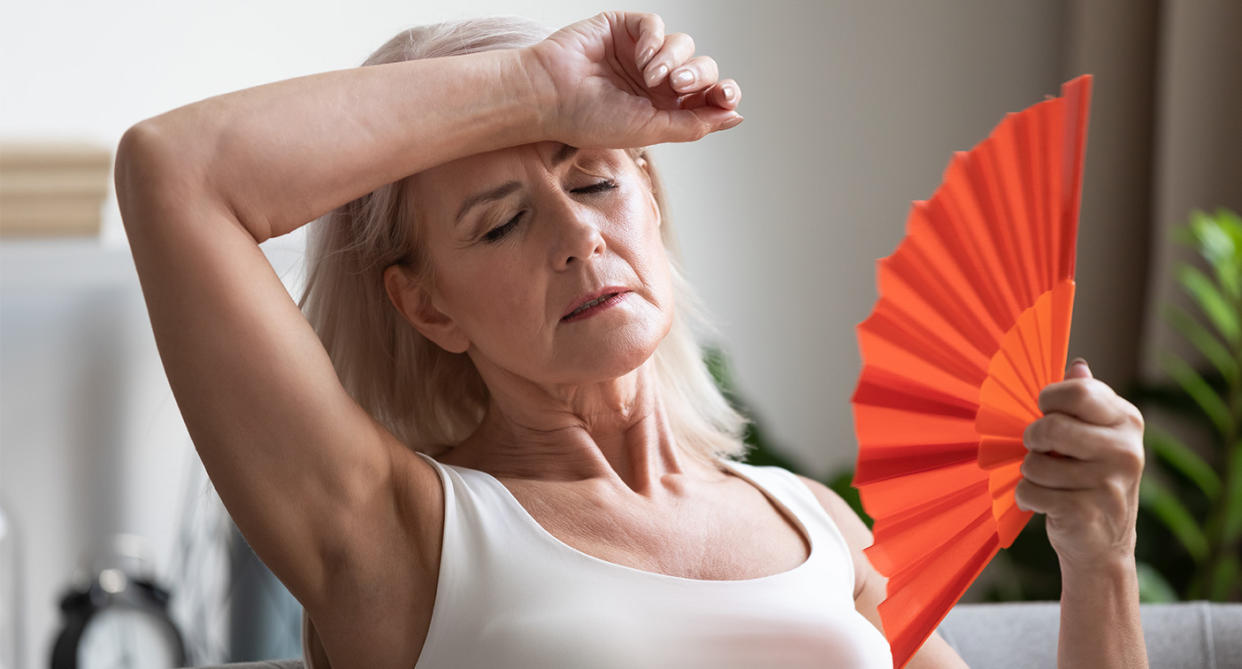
{"left": 447, "top": 362, "right": 711, "bottom": 496}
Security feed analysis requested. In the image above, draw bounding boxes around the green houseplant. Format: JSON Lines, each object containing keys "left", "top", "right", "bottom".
{"left": 1134, "top": 207, "right": 1242, "bottom": 602}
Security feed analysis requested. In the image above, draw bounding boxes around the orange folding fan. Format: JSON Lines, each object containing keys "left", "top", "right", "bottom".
{"left": 849, "top": 74, "right": 1092, "bottom": 668}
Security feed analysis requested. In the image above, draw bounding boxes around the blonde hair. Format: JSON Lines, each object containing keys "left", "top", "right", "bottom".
{"left": 297, "top": 15, "right": 751, "bottom": 667}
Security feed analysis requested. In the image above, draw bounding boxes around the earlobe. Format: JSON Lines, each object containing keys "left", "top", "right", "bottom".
{"left": 382, "top": 264, "right": 470, "bottom": 354}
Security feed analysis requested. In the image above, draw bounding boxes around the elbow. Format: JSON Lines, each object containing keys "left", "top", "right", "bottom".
{"left": 114, "top": 119, "right": 176, "bottom": 230}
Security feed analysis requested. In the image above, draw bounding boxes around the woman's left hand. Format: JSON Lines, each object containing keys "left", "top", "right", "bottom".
{"left": 1016, "top": 358, "right": 1146, "bottom": 571}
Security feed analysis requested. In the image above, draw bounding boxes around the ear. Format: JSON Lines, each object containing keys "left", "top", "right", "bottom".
{"left": 383, "top": 263, "right": 470, "bottom": 354}
{"left": 633, "top": 152, "right": 661, "bottom": 227}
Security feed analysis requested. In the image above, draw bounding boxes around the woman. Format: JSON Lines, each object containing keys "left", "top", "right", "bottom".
{"left": 115, "top": 11, "right": 1149, "bottom": 668}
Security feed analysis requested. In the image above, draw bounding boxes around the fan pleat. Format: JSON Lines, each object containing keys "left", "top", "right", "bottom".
{"left": 1041, "top": 102, "right": 1065, "bottom": 279}
{"left": 866, "top": 482, "right": 991, "bottom": 573}
{"left": 1014, "top": 111, "right": 1048, "bottom": 291}
{"left": 852, "top": 404, "right": 976, "bottom": 448}
{"left": 982, "top": 122, "right": 1042, "bottom": 307}
{"left": 1011, "top": 114, "right": 1050, "bottom": 289}
{"left": 941, "top": 155, "right": 1023, "bottom": 319}
{"left": 1031, "top": 290, "right": 1053, "bottom": 385}
{"left": 886, "top": 216, "right": 1002, "bottom": 354}
{"left": 859, "top": 306, "right": 988, "bottom": 387}
{"left": 977, "top": 436, "right": 1027, "bottom": 469}
{"left": 856, "top": 460, "right": 984, "bottom": 518}
{"left": 1012, "top": 305, "right": 1048, "bottom": 396}
{"left": 851, "top": 75, "right": 1092, "bottom": 668}
{"left": 1029, "top": 101, "right": 1055, "bottom": 288}
{"left": 857, "top": 327, "right": 982, "bottom": 402}
{"left": 1052, "top": 281, "right": 1075, "bottom": 377}
{"left": 973, "top": 132, "right": 1033, "bottom": 317}
{"left": 923, "top": 197, "right": 1016, "bottom": 332}
{"left": 852, "top": 365, "right": 976, "bottom": 417}
{"left": 1062, "top": 79, "right": 1091, "bottom": 278}
{"left": 878, "top": 513, "right": 1000, "bottom": 667}
{"left": 963, "top": 145, "right": 1038, "bottom": 310}
{"left": 954, "top": 151, "right": 1035, "bottom": 308}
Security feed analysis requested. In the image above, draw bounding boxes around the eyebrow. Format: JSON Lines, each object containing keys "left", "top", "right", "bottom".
{"left": 453, "top": 144, "right": 580, "bottom": 226}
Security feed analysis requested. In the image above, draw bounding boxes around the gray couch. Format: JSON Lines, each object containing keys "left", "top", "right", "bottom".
{"left": 189, "top": 601, "right": 1241, "bottom": 668}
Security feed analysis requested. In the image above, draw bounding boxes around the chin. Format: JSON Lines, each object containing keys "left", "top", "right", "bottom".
{"left": 555, "top": 317, "right": 671, "bottom": 384}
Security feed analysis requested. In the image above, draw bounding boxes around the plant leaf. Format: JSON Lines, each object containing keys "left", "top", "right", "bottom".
{"left": 1194, "top": 209, "right": 1242, "bottom": 301}
{"left": 1178, "top": 264, "right": 1241, "bottom": 346}
{"left": 1159, "top": 352, "right": 1234, "bottom": 437}
{"left": 1144, "top": 423, "right": 1222, "bottom": 500}
{"left": 1207, "top": 554, "right": 1239, "bottom": 602}
{"left": 1222, "top": 441, "right": 1242, "bottom": 546}
{"left": 1139, "top": 474, "right": 1210, "bottom": 562}
{"left": 1135, "top": 560, "right": 1180, "bottom": 603}
{"left": 1162, "top": 303, "right": 1240, "bottom": 386}
{"left": 1214, "top": 207, "right": 1242, "bottom": 262}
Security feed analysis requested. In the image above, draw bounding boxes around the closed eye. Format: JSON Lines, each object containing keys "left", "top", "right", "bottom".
{"left": 480, "top": 180, "right": 618, "bottom": 243}
{"left": 573, "top": 179, "right": 617, "bottom": 195}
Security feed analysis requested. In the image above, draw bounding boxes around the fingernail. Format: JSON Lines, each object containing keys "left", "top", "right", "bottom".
{"left": 646, "top": 64, "right": 668, "bottom": 87}
{"left": 1071, "top": 357, "right": 1087, "bottom": 368}
{"left": 721, "top": 114, "right": 744, "bottom": 130}
{"left": 639, "top": 47, "right": 655, "bottom": 67}
{"left": 671, "top": 68, "right": 694, "bottom": 88}
{"left": 722, "top": 84, "right": 736, "bottom": 101}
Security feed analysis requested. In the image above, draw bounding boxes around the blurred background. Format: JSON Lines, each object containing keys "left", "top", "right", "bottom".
{"left": 2, "top": 0, "right": 1239, "bottom": 666}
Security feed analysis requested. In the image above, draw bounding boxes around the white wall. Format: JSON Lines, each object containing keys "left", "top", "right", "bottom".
{"left": 1, "top": 1, "right": 1066, "bottom": 666}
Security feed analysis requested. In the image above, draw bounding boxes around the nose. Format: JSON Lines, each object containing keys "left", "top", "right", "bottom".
{"left": 550, "top": 201, "right": 606, "bottom": 270}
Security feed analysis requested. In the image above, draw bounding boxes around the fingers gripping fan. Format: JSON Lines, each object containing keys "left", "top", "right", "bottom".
{"left": 850, "top": 75, "right": 1092, "bottom": 668}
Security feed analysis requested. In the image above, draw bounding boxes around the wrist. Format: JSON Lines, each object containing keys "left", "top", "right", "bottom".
{"left": 512, "top": 46, "right": 559, "bottom": 144}
{"left": 1060, "top": 553, "right": 1139, "bottom": 597}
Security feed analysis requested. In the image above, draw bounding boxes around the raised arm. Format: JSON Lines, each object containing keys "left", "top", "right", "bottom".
{"left": 114, "top": 48, "right": 546, "bottom": 615}
{"left": 117, "top": 49, "right": 542, "bottom": 243}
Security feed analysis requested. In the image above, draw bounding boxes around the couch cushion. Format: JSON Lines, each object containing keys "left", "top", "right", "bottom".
{"left": 938, "top": 601, "right": 1242, "bottom": 669}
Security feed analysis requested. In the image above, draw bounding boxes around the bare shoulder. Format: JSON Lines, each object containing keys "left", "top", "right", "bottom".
{"left": 792, "top": 473, "right": 970, "bottom": 669}
{"left": 792, "top": 474, "right": 875, "bottom": 598}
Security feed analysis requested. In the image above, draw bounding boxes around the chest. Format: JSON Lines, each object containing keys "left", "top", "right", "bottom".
{"left": 312, "top": 464, "right": 818, "bottom": 668}
{"left": 498, "top": 475, "right": 814, "bottom": 581}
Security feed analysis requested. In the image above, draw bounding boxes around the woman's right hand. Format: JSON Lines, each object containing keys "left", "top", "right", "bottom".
{"left": 523, "top": 11, "right": 743, "bottom": 148}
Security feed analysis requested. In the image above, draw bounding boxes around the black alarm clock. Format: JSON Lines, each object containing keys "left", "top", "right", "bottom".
{"left": 50, "top": 534, "right": 186, "bottom": 669}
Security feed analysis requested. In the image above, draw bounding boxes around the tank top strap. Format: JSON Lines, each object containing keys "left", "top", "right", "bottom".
{"left": 719, "top": 460, "right": 858, "bottom": 599}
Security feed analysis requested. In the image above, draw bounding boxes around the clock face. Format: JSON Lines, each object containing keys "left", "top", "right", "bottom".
{"left": 76, "top": 607, "right": 181, "bottom": 669}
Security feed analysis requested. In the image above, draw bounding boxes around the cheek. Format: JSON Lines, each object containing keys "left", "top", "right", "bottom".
{"left": 441, "top": 258, "right": 553, "bottom": 349}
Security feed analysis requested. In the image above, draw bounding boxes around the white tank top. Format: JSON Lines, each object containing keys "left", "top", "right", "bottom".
{"left": 399, "top": 451, "right": 893, "bottom": 668}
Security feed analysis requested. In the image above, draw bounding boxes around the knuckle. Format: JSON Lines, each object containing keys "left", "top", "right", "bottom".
{"left": 1068, "top": 379, "right": 1092, "bottom": 405}
{"left": 1019, "top": 453, "right": 1037, "bottom": 478}
{"left": 1118, "top": 443, "right": 1145, "bottom": 473}
{"left": 1024, "top": 419, "right": 1043, "bottom": 448}
{"left": 1104, "top": 477, "right": 1130, "bottom": 503}
{"left": 1044, "top": 413, "right": 1067, "bottom": 443}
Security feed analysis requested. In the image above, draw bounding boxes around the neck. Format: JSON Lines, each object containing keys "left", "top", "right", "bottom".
{"left": 444, "top": 362, "right": 719, "bottom": 495}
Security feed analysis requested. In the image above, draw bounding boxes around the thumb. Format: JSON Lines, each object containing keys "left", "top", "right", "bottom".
{"left": 1066, "top": 356, "right": 1092, "bottom": 379}
{"left": 664, "top": 108, "right": 743, "bottom": 142}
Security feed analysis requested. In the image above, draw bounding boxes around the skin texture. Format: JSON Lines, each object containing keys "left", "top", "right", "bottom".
{"left": 114, "top": 9, "right": 1148, "bottom": 667}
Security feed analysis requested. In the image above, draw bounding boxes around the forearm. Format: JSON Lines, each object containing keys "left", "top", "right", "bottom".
{"left": 1057, "top": 556, "right": 1148, "bottom": 669}
{"left": 117, "top": 48, "right": 543, "bottom": 241}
